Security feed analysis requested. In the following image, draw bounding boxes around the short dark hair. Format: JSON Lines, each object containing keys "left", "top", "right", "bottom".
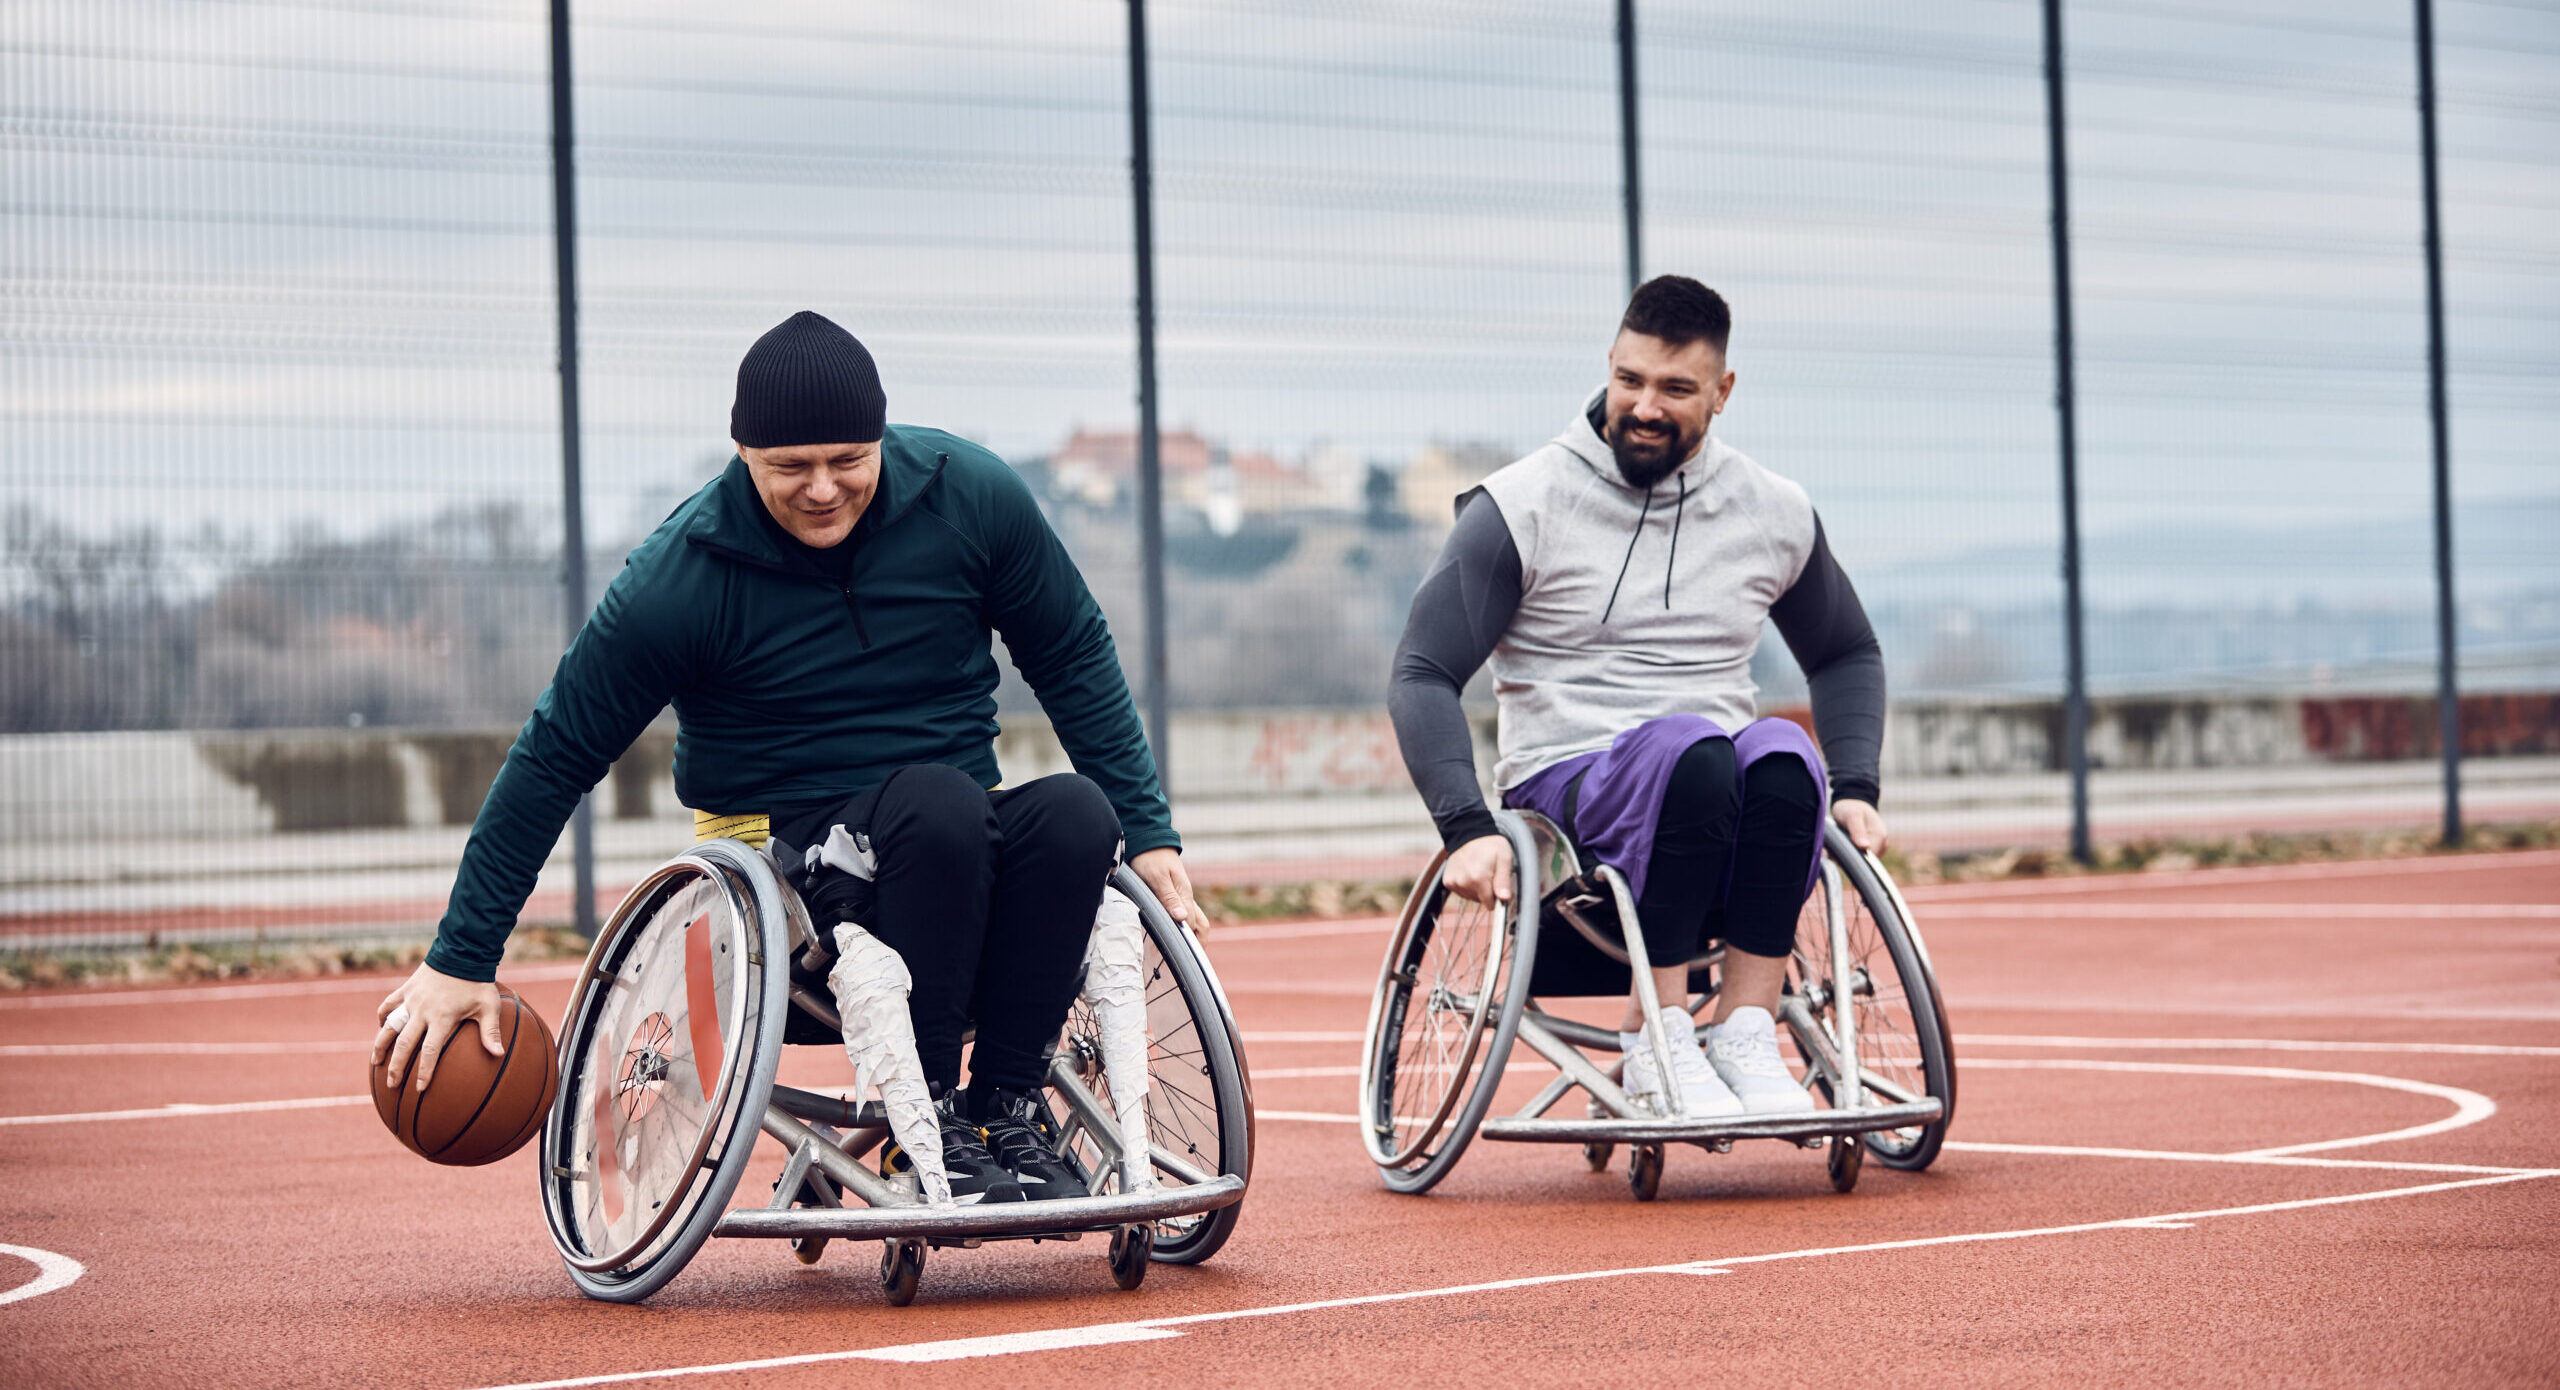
{"left": 1619, "top": 275, "right": 1730, "bottom": 354}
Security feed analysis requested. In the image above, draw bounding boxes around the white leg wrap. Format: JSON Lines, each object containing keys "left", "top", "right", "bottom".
{"left": 1081, "top": 887, "right": 1155, "bottom": 1191}
{"left": 826, "top": 921, "right": 952, "bottom": 1207}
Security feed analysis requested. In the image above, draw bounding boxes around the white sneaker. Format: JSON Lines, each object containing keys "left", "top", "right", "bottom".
{"left": 1618, "top": 1007, "right": 1743, "bottom": 1119}
{"left": 1705, "top": 1006, "right": 1818, "bottom": 1114}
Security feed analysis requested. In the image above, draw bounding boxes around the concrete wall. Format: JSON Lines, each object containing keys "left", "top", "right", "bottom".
{"left": 1, "top": 692, "right": 2549, "bottom": 843}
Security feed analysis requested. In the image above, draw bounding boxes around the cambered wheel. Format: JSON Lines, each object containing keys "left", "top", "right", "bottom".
{"left": 880, "top": 1239, "right": 925, "bottom": 1306}
{"left": 1108, "top": 1223, "right": 1154, "bottom": 1290}
{"left": 1583, "top": 1141, "right": 1615, "bottom": 1172}
{"left": 1054, "top": 866, "right": 1255, "bottom": 1266}
{"left": 539, "top": 840, "right": 788, "bottom": 1304}
{"left": 1785, "top": 825, "right": 1955, "bottom": 1173}
{"left": 1628, "top": 1143, "right": 1663, "bottom": 1201}
{"left": 1360, "top": 815, "right": 1540, "bottom": 1196}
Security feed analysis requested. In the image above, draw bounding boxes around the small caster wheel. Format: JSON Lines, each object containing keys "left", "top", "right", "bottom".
{"left": 1827, "top": 1130, "right": 1865, "bottom": 1193}
{"left": 880, "top": 1238, "right": 925, "bottom": 1306}
{"left": 1108, "top": 1223, "right": 1154, "bottom": 1291}
{"left": 1583, "top": 1141, "right": 1615, "bottom": 1172}
{"left": 787, "top": 1172, "right": 839, "bottom": 1264}
{"left": 1628, "top": 1143, "right": 1663, "bottom": 1202}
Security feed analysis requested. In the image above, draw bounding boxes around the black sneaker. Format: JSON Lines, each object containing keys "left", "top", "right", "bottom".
{"left": 974, "top": 1086, "right": 1092, "bottom": 1201}
{"left": 881, "top": 1087, "right": 1022, "bottom": 1205}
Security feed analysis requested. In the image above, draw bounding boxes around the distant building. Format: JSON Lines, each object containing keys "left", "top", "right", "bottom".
{"left": 1397, "top": 440, "right": 1514, "bottom": 529}
{"left": 1049, "top": 428, "right": 1329, "bottom": 514}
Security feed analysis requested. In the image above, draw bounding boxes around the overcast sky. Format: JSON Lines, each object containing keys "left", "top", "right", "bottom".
{"left": 3, "top": 0, "right": 2553, "bottom": 615}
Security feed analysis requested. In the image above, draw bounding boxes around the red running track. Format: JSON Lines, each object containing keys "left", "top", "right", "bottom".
{"left": 3, "top": 851, "right": 2558, "bottom": 1387}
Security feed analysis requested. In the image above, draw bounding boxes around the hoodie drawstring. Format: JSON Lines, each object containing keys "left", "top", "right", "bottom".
{"left": 1600, "top": 483, "right": 1654, "bottom": 624}
{"left": 1664, "top": 473, "right": 1687, "bottom": 610}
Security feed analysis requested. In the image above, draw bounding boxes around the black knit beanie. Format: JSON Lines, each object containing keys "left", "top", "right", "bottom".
{"left": 730, "top": 311, "right": 886, "bottom": 447}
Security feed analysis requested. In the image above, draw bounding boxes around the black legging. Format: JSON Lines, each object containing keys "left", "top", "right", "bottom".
{"left": 1624, "top": 738, "right": 1823, "bottom": 967}
{"left": 776, "top": 765, "right": 1121, "bottom": 1101}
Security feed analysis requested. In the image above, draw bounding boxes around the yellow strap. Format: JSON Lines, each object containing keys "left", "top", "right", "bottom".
{"left": 692, "top": 810, "right": 770, "bottom": 846}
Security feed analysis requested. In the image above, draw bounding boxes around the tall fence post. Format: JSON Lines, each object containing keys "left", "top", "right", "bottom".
{"left": 548, "top": 0, "right": 596, "bottom": 935}
{"left": 2414, "top": 0, "right": 2462, "bottom": 846}
{"left": 1616, "top": 0, "right": 1642, "bottom": 293}
{"left": 1126, "top": 0, "right": 1171, "bottom": 788}
{"left": 2041, "top": 0, "right": 2092, "bottom": 864}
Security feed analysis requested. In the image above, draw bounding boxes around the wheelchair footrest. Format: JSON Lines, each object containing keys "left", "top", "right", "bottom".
{"left": 712, "top": 1175, "right": 1245, "bottom": 1242}
{"left": 1479, "top": 1098, "right": 1943, "bottom": 1146}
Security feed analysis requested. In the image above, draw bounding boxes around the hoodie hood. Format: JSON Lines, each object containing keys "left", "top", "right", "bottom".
{"left": 1554, "top": 385, "right": 1729, "bottom": 494}
{"left": 1473, "top": 397, "right": 1817, "bottom": 790}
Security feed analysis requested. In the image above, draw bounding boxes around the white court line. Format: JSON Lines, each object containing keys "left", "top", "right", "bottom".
{"left": 0, "top": 1095, "right": 369, "bottom": 1127}
{"left": 1904, "top": 847, "right": 2560, "bottom": 901}
{"left": 1959, "top": 1057, "right": 2496, "bottom": 1155}
{"left": 1263, "top": 1056, "right": 2503, "bottom": 1163}
{"left": 1249, "top": 1066, "right": 1363, "bottom": 1079}
{"left": 0, "top": 1243, "right": 84, "bottom": 1307}
{"left": 0, "top": 962, "right": 581, "bottom": 1011}
{"left": 464, "top": 1170, "right": 2560, "bottom": 1388}
{"left": 1943, "top": 1141, "right": 2540, "bottom": 1177}
{"left": 855, "top": 1325, "right": 1185, "bottom": 1363}
{"left": 1238, "top": 1031, "right": 1364, "bottom": 1043}
{"left": 1959, "top": 1033, "right": 2560, "bottom": 1058}
{"left": 1923, "top": 902, "right": 2560, "bottom": 919}
{"left": 0, "top": 1041, "right": 362, "bottom": 1056}
{"left": 1255, "top": 1111, "right": 2512, "bottom": 1175}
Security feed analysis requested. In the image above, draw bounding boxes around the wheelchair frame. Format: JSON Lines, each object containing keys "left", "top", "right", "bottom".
{"left": 1361, "top": 809, "right": 1954, "bottom": 1199}
{"left": 538, "top": 837, "right": 1252, "bottom": 1304}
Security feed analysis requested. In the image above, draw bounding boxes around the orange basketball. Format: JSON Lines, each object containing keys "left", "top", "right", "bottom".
{"left": 372, "top": 983, "right": 560, "bottom": 1166}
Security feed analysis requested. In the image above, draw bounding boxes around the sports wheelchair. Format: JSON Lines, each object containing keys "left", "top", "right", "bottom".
{"left": 1360, "top": 810, "right": 1952, "bottom": 1199}
{"left": 537, "top": 835, "right": 1253, "bottom": 1304}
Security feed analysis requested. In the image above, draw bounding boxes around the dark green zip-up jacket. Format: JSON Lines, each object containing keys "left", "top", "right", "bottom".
{"left": 426, "top": 426, "right": 1173, "bottom": 983}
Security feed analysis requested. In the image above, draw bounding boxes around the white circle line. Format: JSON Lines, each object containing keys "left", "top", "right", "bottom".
{"left": 0, "top": 1244, "right": 83, "bottom": 1307}
{"left": 1959, "top": 1056, "right": 2497, "bottom": 1155}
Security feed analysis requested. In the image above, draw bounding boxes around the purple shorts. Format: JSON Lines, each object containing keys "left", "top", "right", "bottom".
{"left": 1502, "top": 714, "right": 1829, "bottom": 903}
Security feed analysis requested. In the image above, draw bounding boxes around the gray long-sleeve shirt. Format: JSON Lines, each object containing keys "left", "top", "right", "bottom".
{"left": 1389, "top": 402, "right": 1885, "bottom": 852}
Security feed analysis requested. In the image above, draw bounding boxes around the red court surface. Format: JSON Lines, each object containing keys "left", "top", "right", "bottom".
{"left": 4, "top": 849, "right": 2558, "bottom": 1387}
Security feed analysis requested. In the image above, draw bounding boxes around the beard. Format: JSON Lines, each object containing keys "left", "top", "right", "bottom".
{"left": 1605, "top": 410, "right": 1703, "bottom": 490}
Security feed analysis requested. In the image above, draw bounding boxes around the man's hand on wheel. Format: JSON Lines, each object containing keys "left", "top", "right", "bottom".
{"left": 1834, "top": 798, "right": 1889, "bottom": 855}
{"left": 1130, "top": 847, "right": 1203, "bottom": 931}
{"left": 372, "top": 964, "right": 504, "bottom": 1092}
{"left": 1443, "top": 833, "right": 1514, "bottom": 907}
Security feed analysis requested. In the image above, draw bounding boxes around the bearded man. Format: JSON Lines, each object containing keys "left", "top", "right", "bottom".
{"left": 1389, "top": 275, "right": 1887, "bottom": 1117}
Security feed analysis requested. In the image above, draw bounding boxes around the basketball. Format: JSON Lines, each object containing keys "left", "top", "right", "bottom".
{"left": 372, "top": 983, "right": 560, "bottom": 1167}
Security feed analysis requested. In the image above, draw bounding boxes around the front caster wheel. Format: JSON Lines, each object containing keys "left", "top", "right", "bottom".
{"left": 1828, "top": 1130, "right": 1865, "bottom": 1193}
{"left": 1628, "top": 1143, "right": 1663, "bottom": 1201}
{"left": 1108, "top": 1224, "right": 1155, "bottom": 1291}
{"left": 1583, "top": 1141, "right": 1614, "bottom": 1172}
{"left": 880, "top": 1238, "right": 925, "bottom": 1306}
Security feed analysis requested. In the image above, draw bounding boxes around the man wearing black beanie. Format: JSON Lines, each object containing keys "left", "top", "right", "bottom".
{"left": 377, "top": 309, "right": 1193, "bottom": 1204}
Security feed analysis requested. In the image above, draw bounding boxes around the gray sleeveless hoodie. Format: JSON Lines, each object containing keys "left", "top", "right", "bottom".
{"left": 1473, "top": 392, "right": 1819, "bottom": 789}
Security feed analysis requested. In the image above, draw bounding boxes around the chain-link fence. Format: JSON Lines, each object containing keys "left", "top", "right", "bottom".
{"left": 3, "top": 0, "right": 2555, "bottom": 942}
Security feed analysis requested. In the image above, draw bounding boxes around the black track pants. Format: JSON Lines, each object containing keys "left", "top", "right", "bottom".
{"left": 1629, "top": 741, "right": 1823, "bottom": 966}
{"left": 777, "top": 765, "right": 1122, "bottom": 1098}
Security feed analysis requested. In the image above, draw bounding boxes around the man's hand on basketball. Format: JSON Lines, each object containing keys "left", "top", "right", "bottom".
{"left": 1444, "top": 833, "right": 1514, "bottom": 907}
{"left": 1130, "top": 846, "right": 1204, "bottom": 931}
{"left": 372, "top": 964, "right": 504, "bottom": 1092}
{"left": 1834, "top": 798, "right": 1888, "bottom": 854}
